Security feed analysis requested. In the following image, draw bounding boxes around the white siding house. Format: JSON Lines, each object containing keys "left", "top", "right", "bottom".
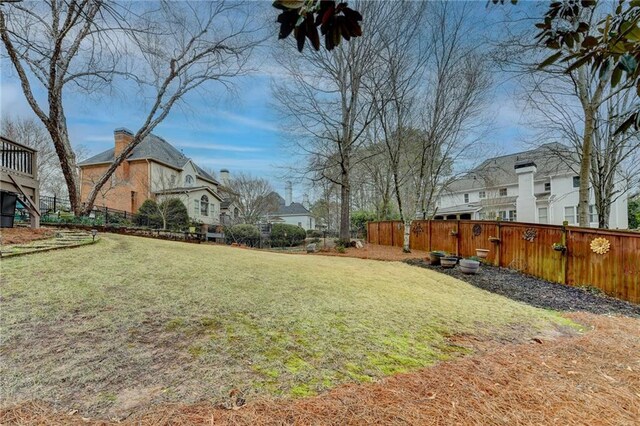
{"left": 435, "top": 143, "right": 629, "bottom": 229}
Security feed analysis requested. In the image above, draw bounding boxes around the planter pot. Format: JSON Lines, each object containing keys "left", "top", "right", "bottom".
{"left": 440, "top": 256, "right": 458, "bottom": 268}
{"left": 428, "top": 251, "right": 446, "bottom": 265}
{"left": 459, "top": 259, "right": 480, "bottom": 274}
{"left": 475, "top": 249, "right": 489, "bottom": 259}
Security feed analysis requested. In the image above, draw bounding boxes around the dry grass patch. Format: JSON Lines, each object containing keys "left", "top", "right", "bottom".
{"left": 0, "top": 233, "right": 574, "bottom": 419}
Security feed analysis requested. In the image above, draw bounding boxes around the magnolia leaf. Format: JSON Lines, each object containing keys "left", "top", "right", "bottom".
{"left": 538, "top": 51, "right": 564, "bottom": 69}
{"left": 620, "top": 54, "right": 638, "bottom": 73}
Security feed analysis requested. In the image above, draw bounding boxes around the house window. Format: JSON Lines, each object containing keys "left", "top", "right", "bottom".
{"left": 572, "top": 176, "right": 580, "bottom": 188}
{"left": 499, "top": 188, "right": 507, "bottom": 196}
{"left": 298, "top": 222, "right": 302, "bottom": 227}
{"left": 193, "top": 199, "right": 199, "bottom": 216}
{"left": 200, "top": 195, "right": 209, "bottom": 216}
{"left": 464, "top": 193, "right": 469, "bottom": 203}
{"left": 185, "top": 175, "right": 194, "bottom": 187}
{"left": 234, "top": 207, "right": 239, "bottom": 218}
{"left": 538, "top": 207, "right": 548, "bottom": 224}
{"left": 544, "top": 182, "right": 551, "bottom": 192}
{"left": 479, "top": 191, "right": 486, "bottom": 199}
{"left": 564, "top": 206, "right": 576, "bottom": 224}
{"left": 589, "top": 205, "right": 598, "bottom": 223}
{"left": 170, "top": 174, "right": 176, "bottom": 186}
{"left": 509, "top": 210, "right": 516, "bottom": 221}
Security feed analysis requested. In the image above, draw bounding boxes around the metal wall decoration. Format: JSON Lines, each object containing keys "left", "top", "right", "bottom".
{"left": 590, "top": 237, "right": 610, "bottom": 255}
{"left": 472, "top": 224, "right": 482, "bottom": 237}
{"left": 411, "top": 223, "right": 424, "bottom": 235}
{"left": 522, "top": 228, "right": 537, "bottom": 242}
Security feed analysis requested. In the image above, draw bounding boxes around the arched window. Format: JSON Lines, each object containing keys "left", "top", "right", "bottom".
{"left": 200, "top": 195, "right": 209, "bottom": 216}
{"left": 185, "top": 175, "right": 194, "bottom": 186}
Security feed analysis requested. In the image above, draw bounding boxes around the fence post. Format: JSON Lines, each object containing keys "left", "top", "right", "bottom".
{"left": 428, "top": 220, "right": 432, "bottom": 251}
{"left": 456, "top": 219, "right": 461, "bottom": 256}
{"left": 561, "top": 221, "right": 568, "bottom": 285}
{"left": 495, "top": 219, "right": 502, "bottom": 267}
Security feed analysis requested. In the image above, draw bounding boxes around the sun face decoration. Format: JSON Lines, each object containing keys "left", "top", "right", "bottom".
{"left": 590, "top": 237, "right": 610, "bottom": 255}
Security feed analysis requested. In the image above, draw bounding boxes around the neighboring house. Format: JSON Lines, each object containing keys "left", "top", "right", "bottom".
{"left": 78, "top": 128, "right": 222, "bottom": 226}
{"left": 0, "top": 136, "right": 40, "bottom": 228}
{"left": 267, "top": 182, "right": 316, "bottom": 230}
{"left": 435, "top": 143, "right": 629, "bottom": 229}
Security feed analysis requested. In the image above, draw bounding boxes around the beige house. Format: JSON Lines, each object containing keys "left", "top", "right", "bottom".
{"left": 79, "top": 128, "right": 222, "bottom": 226}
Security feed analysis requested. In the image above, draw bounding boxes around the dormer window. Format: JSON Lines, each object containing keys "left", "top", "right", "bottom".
{"left": 185, "top": 175, "right": 194, "bottom": 187}
{"left": 499, "top": 188, "right": 507, "bottom": 196}
{"left": 544, "top": 182, "right": 551, "bottom": 192}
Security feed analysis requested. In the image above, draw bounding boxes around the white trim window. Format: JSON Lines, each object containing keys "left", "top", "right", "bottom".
{"left": 538, "top": 207, "right": 548, "bottom": 224}
{"left": 564, "top": 206, "right": 576, "bottom": 224}
{"left": 589, "top": 205, "right": 598, "bottom": 224}
{"left": 185, "top": 175, "right": 194, "bottom": 187}
{"left": 499, "top": 188, "right": 507, "bottom": 196}
{"left": 193, "top": 199, "right": 199, "bottom": 216}
{"left": 464, "top": 193, "right": 469, "bottom": 203}
{"left": 200, "top": 195, "right": 209, "bottom": 216}
{"left": 479, "top": 191, "right": 486, "bottom": 199}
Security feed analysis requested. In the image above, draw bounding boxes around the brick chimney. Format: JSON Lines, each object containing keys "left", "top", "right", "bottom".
{"left": 220, "top": 169, "right": 230, "bottom": 186}
{"left": 114, "top": 128, "right": 134, "bottom": 158}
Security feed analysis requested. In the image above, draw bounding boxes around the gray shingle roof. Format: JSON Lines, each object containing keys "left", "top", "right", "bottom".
{"left": 448, "top": 143, "right": 577, "bottom": 192}
{"left": 268, "top": 191, "right": 311, "bottom": 215}
{"left": 78, "top": 132, "right": 219, "bottom": 184}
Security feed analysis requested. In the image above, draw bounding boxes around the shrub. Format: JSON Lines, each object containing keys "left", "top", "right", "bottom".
{"left": 225, "top": 224, "right": 260, "bottom": 247}
{"left": 306, "top": 229, "right": 323, "bottom": 238}
{"left": 270, "top": 223, "right": 306, "bottom": 247}
{"left": 158, "top": 198, "right": 189, "bottom": 230}
{"left": 350, "top": 210, "right": 377, "bottom": 236}
{"left": 136, "top": 199, "right": 161, "bottom": 228}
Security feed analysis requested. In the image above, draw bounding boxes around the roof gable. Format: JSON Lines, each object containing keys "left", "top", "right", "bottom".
{"left": 78, "top": 131, "right": 219, "bottom": 185}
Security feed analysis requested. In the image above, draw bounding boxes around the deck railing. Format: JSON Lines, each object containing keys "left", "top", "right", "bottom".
{"left": 1, "top": 138, "right": 36, "bottom": 177}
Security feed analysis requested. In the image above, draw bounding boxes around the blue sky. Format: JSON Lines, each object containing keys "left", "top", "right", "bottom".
{"left": 0, "top": 1, "right": 544, "bottom": 201}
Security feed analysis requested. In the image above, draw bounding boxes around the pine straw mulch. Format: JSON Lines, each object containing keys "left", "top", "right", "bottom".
{"left": 315, "top": 243, "right": 430, "bottom": 262}
{"left": 2, "top": 312, "right": 639, "bottom": 425}
{"left": 0, "top": 227, "right": 55, "bottom": 246}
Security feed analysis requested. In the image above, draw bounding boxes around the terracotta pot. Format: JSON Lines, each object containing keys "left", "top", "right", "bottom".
{"left": 476, "top": 249, "right": 489, "bottom": 259}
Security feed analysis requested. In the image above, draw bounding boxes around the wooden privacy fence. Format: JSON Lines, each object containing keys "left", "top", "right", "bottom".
{"left": 367, "top": 220, "right": 640, "bottom": 304}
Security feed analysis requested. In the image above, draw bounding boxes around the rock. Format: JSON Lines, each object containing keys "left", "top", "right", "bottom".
{"left": 306, "top": 243, "right": 317, "bottom": 253}
{"left": 355, "top": 240, "right": 364, "bottom": 249}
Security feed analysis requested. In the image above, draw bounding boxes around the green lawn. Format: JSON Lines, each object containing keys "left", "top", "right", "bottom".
{"left": 0, "top": 233, "right": 573, "bottom": 417}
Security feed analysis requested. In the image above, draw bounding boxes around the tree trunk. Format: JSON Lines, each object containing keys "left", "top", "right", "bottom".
{"left": 339, "top": 175, "right": 351, "bottom": 243}
{"left": 403, "top": 220, "right": 411, "bottom": 253}
{"left": 578, "top": 106, "right": 594, "bottom": 227}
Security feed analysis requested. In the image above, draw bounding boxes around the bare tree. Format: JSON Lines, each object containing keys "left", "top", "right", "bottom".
{"left": 499, "top": 2, "right": 635, "bottom": 227}
{"left": 367, "top": 1, "right": 491, "bottom": 251}
{"left": 273, "top": 0, "right": 387, "bottom": 242}
{"left": 1, "top": 0, "right": 260, "bottom": 214}
{"left": 226, "top": 172, "right": 279, "bottom": 225}
{"left": 524, "top": 76, "right": 639, "bottom": 228}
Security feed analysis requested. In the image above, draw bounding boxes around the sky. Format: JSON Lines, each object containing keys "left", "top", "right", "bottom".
{"left": 0, "top": 1, "right": 546, "bottom": 201}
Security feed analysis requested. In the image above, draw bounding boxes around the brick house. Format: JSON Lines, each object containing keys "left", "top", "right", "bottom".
{"left": 78, "top": 128, "right": 223, "bottom": 226}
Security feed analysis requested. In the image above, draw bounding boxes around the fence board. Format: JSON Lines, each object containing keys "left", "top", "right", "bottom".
{"left": 429, "top": 220, "right": 458, "bottom": 254}
{"left": 367, "top": 219, "right": 640, "bottom": 304}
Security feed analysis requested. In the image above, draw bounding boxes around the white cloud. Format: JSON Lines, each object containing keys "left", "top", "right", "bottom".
{"left": 175, "top": 140, "right": 263, "bottom": 153}
{"left": 216, "top": 110, "right": 279, "bottom": 132}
